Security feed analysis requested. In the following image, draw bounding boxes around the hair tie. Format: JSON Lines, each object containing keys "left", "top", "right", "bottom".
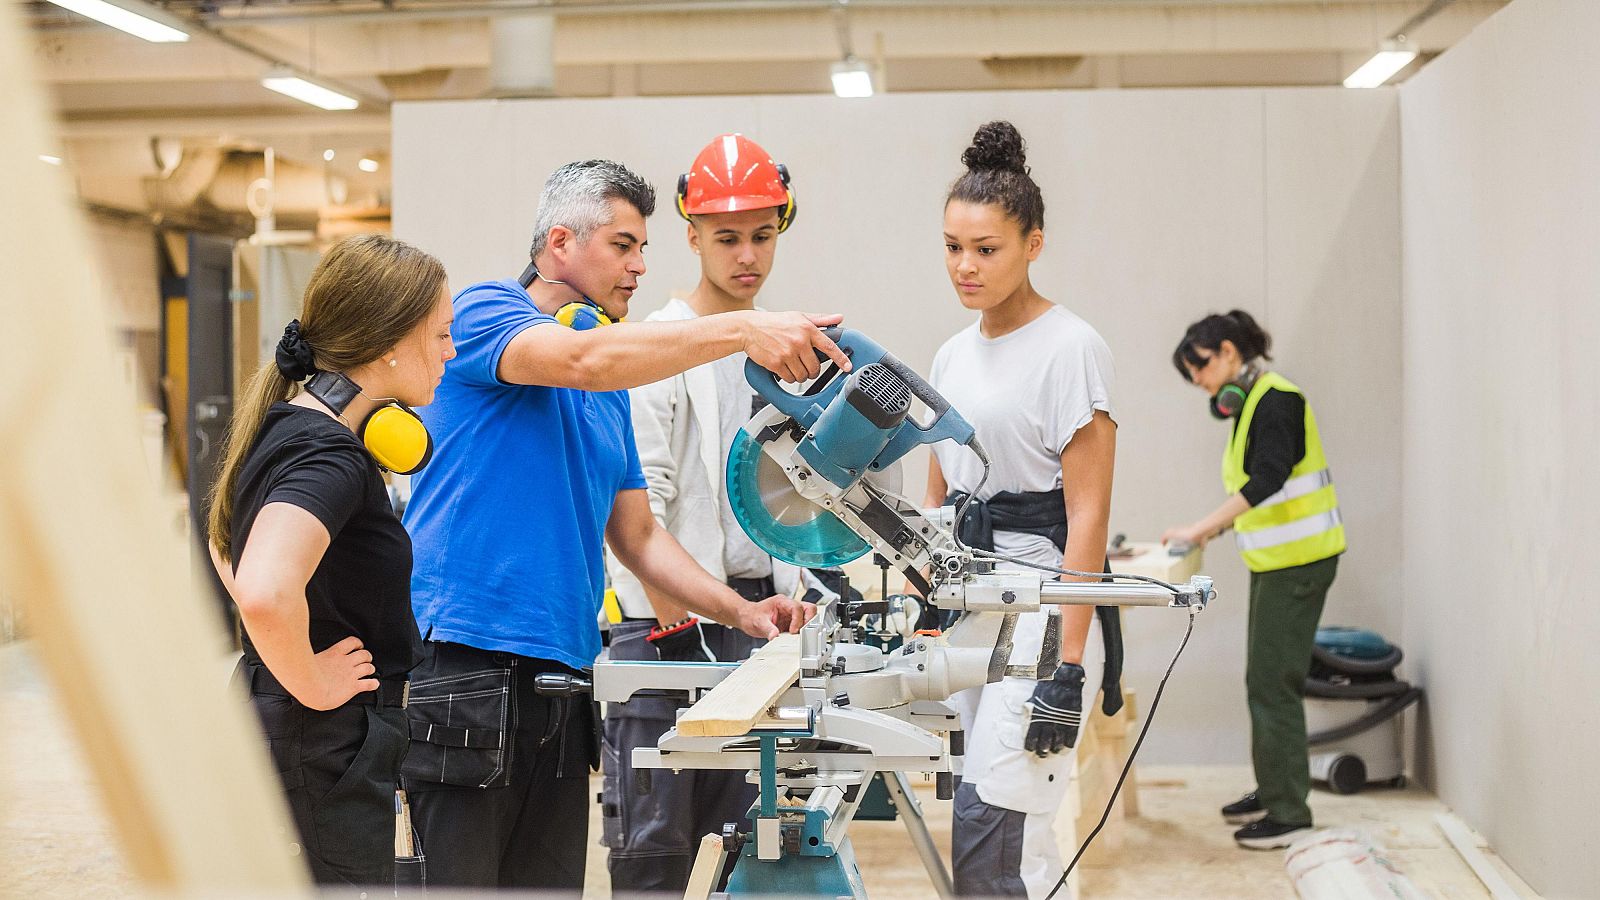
{"left": 274, "top": 319, "right": 318, "bottom": 382}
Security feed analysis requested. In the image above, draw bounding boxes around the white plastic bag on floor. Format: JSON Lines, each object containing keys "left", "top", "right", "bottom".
{"left": 1284, "top": 828, "right": 1427, "bottom": 900}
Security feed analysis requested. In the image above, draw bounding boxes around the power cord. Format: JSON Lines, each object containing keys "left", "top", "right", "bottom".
{"left": 1043, "top": 605, "right": 1200, "bottom": 900}
{"left": 947, "top": 442, "right": 1186, "bottom": 597}
{"left": 967, "top": 547, "right": 1186, "bottom": 594}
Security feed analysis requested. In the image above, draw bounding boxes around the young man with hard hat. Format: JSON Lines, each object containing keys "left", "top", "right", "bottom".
{"left": 397, "top": 158, "right": 843, "bottom": 891}
{"left": 601, "top": 134, "right": 816, "bottom": 894}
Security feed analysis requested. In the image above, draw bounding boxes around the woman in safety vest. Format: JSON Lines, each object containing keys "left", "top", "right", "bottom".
{"left": 1162, "top": 309, "right": 1345, "bottom": 850}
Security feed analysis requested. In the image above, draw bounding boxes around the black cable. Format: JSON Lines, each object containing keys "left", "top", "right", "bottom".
{"left": 948, "top": 440, "right": 1184, "bottom": 596}
{"left": 949, "top": 441, "right": 990, "bottom": 556}
{"left": 967, "top": 548, "right": 1186, "bottom": 594}
{"left": 1043, "top": 605, "right": 1200, "bottom": 900}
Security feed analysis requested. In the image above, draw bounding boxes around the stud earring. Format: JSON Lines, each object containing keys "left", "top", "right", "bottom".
{"left": 388, "top": 358, "right": 397, "bottom": 368}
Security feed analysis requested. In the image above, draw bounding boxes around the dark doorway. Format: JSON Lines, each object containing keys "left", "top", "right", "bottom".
{"left": 185, "top": 233, "right": 234, "bottom": 621}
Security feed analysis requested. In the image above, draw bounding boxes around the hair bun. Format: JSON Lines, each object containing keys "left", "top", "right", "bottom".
{"left": 961, "top": 121, "right": 1029, "bottom": 174}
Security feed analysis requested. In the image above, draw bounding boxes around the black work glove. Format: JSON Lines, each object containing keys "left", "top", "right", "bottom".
{"left": 1024, "top": 662, "right": 1086, "bottom": 757}
{"left": 646, "top": 618, "right": 716, "bottom": 663}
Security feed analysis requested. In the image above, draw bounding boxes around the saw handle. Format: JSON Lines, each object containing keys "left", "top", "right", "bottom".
{"left": 749, "top": 328, "right": 976, "bottom": 457}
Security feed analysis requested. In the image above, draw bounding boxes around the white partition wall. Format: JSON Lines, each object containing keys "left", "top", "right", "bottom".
{"left": 1400, "top": 0, "right": 1600, "bottom": 894}
{"left": 394, "top": 87, "right": 1401, "bottom": 765}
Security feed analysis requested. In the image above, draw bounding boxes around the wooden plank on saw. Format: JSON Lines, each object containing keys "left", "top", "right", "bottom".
{"left": 676, "top": 633, "right": 801, "bottom": 737}
{"left": 0, "top": 3, "right": 306, "bottom": 890}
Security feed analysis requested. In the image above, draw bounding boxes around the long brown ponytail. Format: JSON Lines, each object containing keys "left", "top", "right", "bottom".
{"left": 206, "top": 234, "right": 447, "bottom": 561}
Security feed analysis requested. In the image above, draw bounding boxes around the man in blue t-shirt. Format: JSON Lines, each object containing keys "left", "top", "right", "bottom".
{"left": 399, "top": 159, "right": 849, "bottom": 891}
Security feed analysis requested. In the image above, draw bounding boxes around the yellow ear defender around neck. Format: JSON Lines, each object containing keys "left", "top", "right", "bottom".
{"left": 304, "top": 371, "right": 434, "bottom": 475}
{"left": 517, "top": 261, "right": 615, "bottom": 331}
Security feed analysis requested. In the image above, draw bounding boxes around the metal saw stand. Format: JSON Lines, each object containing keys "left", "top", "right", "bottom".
{"left": 679, "top": 735, "right": 954, "bottom": 900}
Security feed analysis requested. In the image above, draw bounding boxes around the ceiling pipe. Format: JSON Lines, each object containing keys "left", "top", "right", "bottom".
{"left": 1386, "top": 0, "right": 1457, "bottom": 41}
{"left": 195, "top": 0, "right": 1424, "bottom": 28}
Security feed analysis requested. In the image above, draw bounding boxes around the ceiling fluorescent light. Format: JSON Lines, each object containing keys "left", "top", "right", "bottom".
{"left": 261, "top": 72, "right": 360, "bottom": 111}
{"left": 358, "top": 157, "right": 380, "bottom": 173}
{"left": 1344, "top": 48, "right": 1418, "bottom": 89}
{"left": 44, "top": 0, "right": 188, "bottom": 42}
{"left": 39, "top": 155, "right": 63, "bottom": 166}
{"left": 831, "top": 58, "right": 874, "bottom": 98}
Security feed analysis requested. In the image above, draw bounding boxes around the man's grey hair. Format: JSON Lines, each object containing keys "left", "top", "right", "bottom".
{"left": 528, "top": 159, "right": 657, "bottom": 261}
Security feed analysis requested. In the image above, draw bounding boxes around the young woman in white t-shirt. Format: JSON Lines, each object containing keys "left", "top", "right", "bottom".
{"left": 922, "top": 120, "right": 1118, "bottom": 898}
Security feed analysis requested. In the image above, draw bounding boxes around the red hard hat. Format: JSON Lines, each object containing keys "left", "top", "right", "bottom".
{"left": 676, "top": 133, "right": 797, "bottom": 232}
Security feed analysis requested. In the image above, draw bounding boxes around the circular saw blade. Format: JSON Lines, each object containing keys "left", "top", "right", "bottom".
{"left": 726, "top": 428, "right": 870, "bottom": 568}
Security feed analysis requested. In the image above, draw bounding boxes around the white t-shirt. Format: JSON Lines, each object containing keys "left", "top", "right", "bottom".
{"left": 931, "top": 303, "right": 1117, "bottom": 817}
{"left": 712, "top": 351, "right": 775, "bottom": 580}
{"left": 929, "top": 304, "right": 1117, "bottom": 570}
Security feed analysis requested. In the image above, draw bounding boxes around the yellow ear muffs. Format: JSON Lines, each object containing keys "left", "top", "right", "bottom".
{"left": 555, "top": 301, "right": 614, "bottom": 330}
{"left": 360, "top": 403, "right": 433, "bottom": 475}
{"left": 776, "top": 190, "right": 797, "bottom": 233}
{"left": 675, "top": 172, "right": 692, "bottom": 222}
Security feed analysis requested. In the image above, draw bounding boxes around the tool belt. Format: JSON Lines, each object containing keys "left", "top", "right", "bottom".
{"left": 239, "top": 657, "right": 411, "bottom": 709}
{"left": 726, "top": 574, "right": 777, "bottom": 603}
{"left": 947, "top": 488, "right": 1126, "bottom": 716}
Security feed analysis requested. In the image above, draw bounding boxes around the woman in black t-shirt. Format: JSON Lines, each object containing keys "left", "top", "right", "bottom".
{"left": 206, "top": 234, "right": 454, "bottom": 884}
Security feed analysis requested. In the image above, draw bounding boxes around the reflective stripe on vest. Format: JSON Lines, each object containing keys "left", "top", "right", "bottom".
{"left": 1235, "top": 508, "right": 1344, "bottom": 551}
{"left": 1255, "top": 468, "right": 1333, "bottom": 509}
{"left": 1221, "top": 372, "right": 1347, "bottom": 572}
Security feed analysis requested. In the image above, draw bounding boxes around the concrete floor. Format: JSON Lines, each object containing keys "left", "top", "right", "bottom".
{"left": 1, "top": 640, "right": 1537, "bottom": 898}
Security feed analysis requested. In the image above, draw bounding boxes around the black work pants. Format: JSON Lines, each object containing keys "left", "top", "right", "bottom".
{"left": 402, "top": 641, "right": 596, "bottom": 890}
{"left": 242, "top": 664, "right": 410, "bottom": 887}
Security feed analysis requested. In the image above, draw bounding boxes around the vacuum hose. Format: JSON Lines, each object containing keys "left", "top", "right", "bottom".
{"left": 1306, "top": 685, "right": 1423, "bottom": 746}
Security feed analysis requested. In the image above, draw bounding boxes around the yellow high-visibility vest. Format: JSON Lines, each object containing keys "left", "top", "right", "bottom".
{"left": 1222, "top": 372, "right": 1346, "bottom": 573}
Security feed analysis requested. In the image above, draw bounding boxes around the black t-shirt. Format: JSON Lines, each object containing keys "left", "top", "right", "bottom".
{"left": 232, "top": 402, "right": 423, "bottom": 678}
{"left": 1233, "top": 388, "right": 1307, "bottom": 507}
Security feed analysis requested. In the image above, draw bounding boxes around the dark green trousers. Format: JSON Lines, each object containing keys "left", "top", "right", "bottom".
{"left": 1246, "top": 554, "right": 1338, "bottom": 826}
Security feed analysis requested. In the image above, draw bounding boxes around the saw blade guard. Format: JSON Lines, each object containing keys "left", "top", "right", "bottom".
{"left": 726, "top": 420, "right": 871, "bottom": 567}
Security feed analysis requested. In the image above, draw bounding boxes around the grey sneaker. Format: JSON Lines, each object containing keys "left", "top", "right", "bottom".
{"left": 1221, "top": 791, "right": 1266, "bottom": 824}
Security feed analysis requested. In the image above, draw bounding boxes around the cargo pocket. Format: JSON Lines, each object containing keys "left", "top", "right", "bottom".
{"left": 249, "top": 692, "right": 307, "bottom": 791}
{"left": 402, "top": 652, "right": 514, "bottom": 789}
{"left": 599, "top": 723, "right": 628, "bottom": 850}
{"left": 394, "top": 786, "right": 426, "bottom": 889}
{"left": 996, "top": 680, "right": 1032, "bottom": 753}
{"left": 311, "top": 706, "right": 410, "bottom": 885}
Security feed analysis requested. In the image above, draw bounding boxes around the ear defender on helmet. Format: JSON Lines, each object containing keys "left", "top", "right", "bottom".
{"left": 304, "top": 372, "right": 433, "bottom": 475}
{"left": 675, "top": 172, "right": 692, "bottom": 222}
{"left": 773, "top": 163, "right": 798, "bottom": 233}
{"left": 676, "top": 134, "right": 797, "bottom": 233}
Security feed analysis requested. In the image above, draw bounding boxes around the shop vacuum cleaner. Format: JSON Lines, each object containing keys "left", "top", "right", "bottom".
{"left": 1305, "top": 627, "right": 1423, "bottom": 794}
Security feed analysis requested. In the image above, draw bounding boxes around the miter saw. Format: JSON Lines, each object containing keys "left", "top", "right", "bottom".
{"left": 591, "top": 329, "right": 1213, "bottom": 899}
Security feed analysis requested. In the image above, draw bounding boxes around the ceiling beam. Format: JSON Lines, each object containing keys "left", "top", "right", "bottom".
{"left": 34, "top": 1, "right": 1504, "bottom": 81}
